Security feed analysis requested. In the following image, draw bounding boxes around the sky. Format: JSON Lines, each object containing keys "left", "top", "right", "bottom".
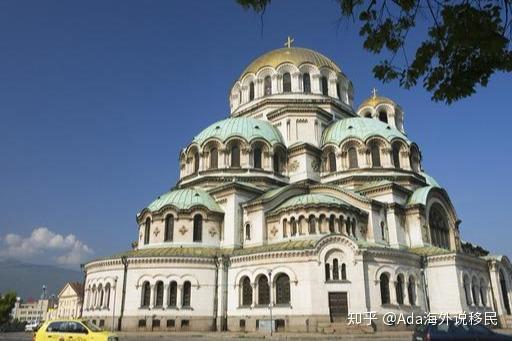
{"left": 0, "top": 1, "right": 510, "bottom": 269}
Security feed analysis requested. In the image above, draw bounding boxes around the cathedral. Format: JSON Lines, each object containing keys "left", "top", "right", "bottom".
{"left": 82, "top": 42, "right": 512, "bottom": 332}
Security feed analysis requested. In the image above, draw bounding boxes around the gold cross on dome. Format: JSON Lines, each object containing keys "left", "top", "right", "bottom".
{"left": 371, "top": 88, "right": 378, "bottom": 98}
{"left": 284, "top": 36, "right": 294, "bottom": 48}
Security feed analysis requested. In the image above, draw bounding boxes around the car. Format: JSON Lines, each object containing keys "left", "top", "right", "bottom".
{"left": 412, "top": 321, "right": 512, "bottom": 340}
{"left": 25, "top": 321, "right": 39, "bottom": 332}
{"left": 34, "top": 319, "right": 118, "bottom": 341}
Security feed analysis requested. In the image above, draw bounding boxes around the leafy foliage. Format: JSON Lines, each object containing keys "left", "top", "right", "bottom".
{"left": 236, "top": 0, "right": 512, "bottom": 103}
{"left": 0, "top": 291, "right": 16, "bottom": 324}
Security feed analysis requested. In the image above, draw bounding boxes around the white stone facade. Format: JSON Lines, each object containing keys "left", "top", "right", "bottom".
{"left": 82, "top": 45, "right": 512, "bottom": 332}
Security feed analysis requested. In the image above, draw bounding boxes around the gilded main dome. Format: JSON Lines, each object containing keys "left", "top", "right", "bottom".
{"left": 240, "top": 47, "right": 341, "bottom": 78}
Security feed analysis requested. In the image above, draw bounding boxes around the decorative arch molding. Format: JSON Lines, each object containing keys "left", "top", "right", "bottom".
{"left": 275, "top": 62, "right": 300, "bottom": 76}
{"left": 86, "top": 276, "right": 118, "bottom": 288}
{"left": 135, "top": 273, "right": 200, "bottom": 288}
{"left": 314, "top": 234, "right": 360, "bottom": 263}
{"left": 255, "top": 66, "right": 277, "bottom": 80}
{"left": 340, "top": 138, "right": 365, "bottom": 151}
{"left": 374, "top": 265, "right": 396, "bottom": 282}
{"left": 425, "top": 189, "right": 458, "bottom": 227}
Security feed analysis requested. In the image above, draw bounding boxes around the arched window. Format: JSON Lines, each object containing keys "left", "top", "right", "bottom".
{"left": 210, "top": 147, "right": 218, "bottom": 169}
{"left": 98, "top": 284, "right": 104, "bottom": 308}
{"left": 169, "top": 281, "right": 177, "bottom": 307}
{"left": 245, "top": 224, "right": 251, "bottom": 240}
{"left": 141, "top": 281, "right": 151, "bottom": 307}
{"left": 144, "top": 218, "right": 150, "bottom": 245}
{"left": 396, "top": 275, "right": 404, "bottom": 305}
{"left": 308, "top": 215, "right": 316, "bottom": 234}
{"left": 282, "top": 73, "right": 291, "bottom": 92}
{"left": 321, "top": 76, "right": 328, "bottom": 96}
{"left": 408, "top": 276, "right": 416, "bottom": 306}
{"left": 290, "top": 217, "right": 297, "bottom": 236}
{"left": 182, "top": 281, "right": 191, "bottom": 307}
{"left": 429, "top": 203, "right": 450, "bottom": 249}
{"left": 351, "top": 219, "right": 357, "bottom": 237}
{"left": 238, "top": 90, "right": 242, "bottom": 104}
{"left": 91, "top": 285, "right": 96, "bottom": 309}
{"left": 249, "top": 81, "right": 255, "bottom": 100}
{"left": 480, "top": 280, "right": 487, "bottom": 307}
{"left": 379, "top": 111, "right": 388, "bottom": 123}
{"left": 332, "top": 259, "right": 339, "bottom": 280}
{"left": 392, "top": 143, "right": 401, "bottom": 168}
{"left": 264, "top": 76, "right": 272, "bottom": 96}
{"left": 464, "top": 276, "right": 472, "bottom": 306}
{"left": 241, "top": 277, "right": 252, "bottom": 306}
{"left": 471, "top": 281, "right": 479, "bottom": 306}
{"left": 258, "top": 276, "right": 270, "bottom": 305}
{"left": 231, "top": 144, "right": 240, "bottom": 168}
{"left": 253, "top": 147, "right": 262, "bottom": 169}
{"left": 371, "top": 144, "right": 381, "bottom": 167}
{"left": 193, "top": 214, "right": 202, "bottom": 242}
{"left": 193, "top": 151, "right": 200, "bottom": 174}
{"left": 104, "top": 283, "right": 111, "bottom": 309}
{"left": 282, "top": 219, "right": 287, "bottom": 237}
{"left": 325, "top": 263, "right": 331, "bottom": 281}
{"left": 273, "top": 150, "right": 282, "bottom": 173}
{"left": 380, "top": 273, "right": 390, "bottom": 305}
{"left": 303, "top": 73, "right": 311, "bottom": 93}
{"left": 164, "top": 215, "right": 174, "bottom": 242}
{"left": 345, "top": 218, "right": 351, "bottom": 236}
{"left": 329, "top": 215, "right": 335, "bottom": 233}
{"left": 341, "top": 264, "right": 347, "bottom": 280}
{"left": 155, "top": 281, "right": 164, "bottom": 308}
{"left": 348, "top": 147, "right": 358, "bottom": 169}
{"left": 328, "top": 152, "right": 336, "bottom": 172}
{"left": 336, "top": 83, "right": 341, "bottom": 99}
{"left": 364, "top": 112, "right": 372, "bottom": 118}
{"left": 502, "top": 269, "right": 512, "bottom": 307}
{"left": 410, "top": 147, "right": 421, "bottom": 172}
{"left": 380, "top": 222, "right": 387, "bottom": 242}
{"left": 338, "top": 215, "right": 344, "bottom": 233}
{"left": 275, "top": 273, "right": 291, "bottom": 305}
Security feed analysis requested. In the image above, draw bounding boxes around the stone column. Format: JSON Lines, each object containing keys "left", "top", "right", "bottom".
{"left": 251, "top": 283, "right": 257, "bottom": 308}
{"left": 328, "top": 79, "right": 338, "bottom": 98}
{"left": 149, "top": 284, "right": 155, "bottom": 309}
{"left": 163, "top": 284, "right": 169, "bottom": 308}
{"left": 389, "top": 279, "right": 398, "bottom": 305}
{"left": 311, "top": 74, "right": 321, "bottom": 94}
{"left": 292, "top": 72, "right": 301, "bottom": 92}
{"left": 177, "top": 285, "right": 183, "bottom": 308}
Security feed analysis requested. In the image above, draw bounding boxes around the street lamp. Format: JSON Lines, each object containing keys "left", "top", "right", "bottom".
{"left": 111, "top": 277, "right": 118, "bottom": 332}
{"left": 267, "top": 269, "right": 273, "bottom": 336}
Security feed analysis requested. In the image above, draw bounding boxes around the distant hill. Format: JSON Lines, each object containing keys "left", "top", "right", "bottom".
{"left": 0, "top": 259, "right": 82, "bottom": 300}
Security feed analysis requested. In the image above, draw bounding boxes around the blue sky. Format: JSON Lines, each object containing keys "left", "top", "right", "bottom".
{"left": 0, "top": 1, "right": 510, "bottom": 269}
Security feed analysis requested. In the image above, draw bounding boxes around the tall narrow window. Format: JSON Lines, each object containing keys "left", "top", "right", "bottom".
{"left": 308, "top": 216, "right": 316, "bottom": 234}
{"left": 341, "top": 264, "right": 347, "bottom": 280}
{"left": 144, "top": 218, "right": 150, "bottom": 245}
{"left": 245, "top": 224, "right": 251, "bottom": 240}
{"left": 155, "top": 281, "right": 164, "bottom": 308}
{"left": 429, "top": 203, "right": 450, "bottom": 249}
{"left": 380, "top": 273, "right": 390, "bottom": 305}
{"left": 371, "top": 144, "right": 381, "bottom": 167}
{"left": 379, "top": 111, "right": 388, "bottom": 123}
{"left": 231, "top": 145, "right": 240, "bottom": 168}
{"left": 464, "top": 277, "right": 472, "bottom": 306}
{"left": 141, "top": 281, "right": 151, "bottom": 307}
{"left": 332, "top": 259, "right": 339, "bottom": 280}
{"left": 472, "top": 282, "right": 479, "bottom": 306}
{"left": 241, "top": 277, "right": 252, "bottom": 306}
{"left": 328, "top": 152, "right": 336, "bottom": 172}
{"left": 169, "top": 281, "right": 177, "bottom": 307}
{"left": 210, "top": 147, "right": 218, "bottom": 169}
{"left": 275, "top": 274, "right": 291, "bottom": 305}
{"left": 258, "top": 276, "right": 270, "bottom": 305}
{"left": 291, "top": 218, "right": 297, "bottom": 236}
{"left": 396, "top": 275, "right": 404, "bottom": 305}
{"left": 303, "top": 73, "right": 311, "bottom": 93}
{"left": 182, "top": 281, "right": 191, "bottom": 307}
{"left": 325, "top": 263, "right": 331, "bottom": 281}
{"left": 348, "top": 147, "right": 358, "bottom": 169}
{"left": 392, "top": 143, "right": 401, "bottom": 168}
{"left": 193, "top": 151, "right": 199, "bottom": 174}
{"left": 164, "top": 215, "right": 174, "bottom": 242}
{"left": 329, "top": 215, "right": 335, "bottom": 233}
{"left": 264, "top": 76, "right": 272, "bottom": 96}
{"left": 408, "top": 276, "right": 416, "bottom": 306}
{"left": 282, "top": 219, "right": 287, "bottom": 237}
{"left": 336, "top": 83, "right": 341, "bottom": 99}
{"left": 193, "top": 214, "right": 202, "bottom": 242}
{"left": 283, "top": 73, "right": 291, "bottom": 92}
{"left": 480, "top": 284, "right": 487, "bottom": 307}
{"left": 321, "top": 76, "right": 328, "bottom": 95}
{"left": 104, "top": 283, "right": 111, "bottom": 309}
{"left": 273, "top": 151, "right": 281, "bottom": 173}
{"left": 98, "top": 284, "right": 104, "bottom": 308}
{"left": 253, "top": 147, "right": 262, "bottom": 169}
{"left": 249, "top": 81, "right": 255, "bottom": 100}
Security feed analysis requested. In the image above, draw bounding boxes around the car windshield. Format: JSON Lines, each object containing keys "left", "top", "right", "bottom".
{"left": 82, "top": 320, "right": 102, "bottom": 332}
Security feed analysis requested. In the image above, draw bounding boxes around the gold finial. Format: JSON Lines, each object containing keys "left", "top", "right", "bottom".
{"left": 284, "top": 36, "right": 294, "bottom": 48}
{"left": 371, "top": 88, "right": 378, "bottom": 98}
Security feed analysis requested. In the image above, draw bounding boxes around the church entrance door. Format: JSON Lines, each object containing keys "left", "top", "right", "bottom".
{"left": 328, "top": 292, "right": 348, "bottom": 322}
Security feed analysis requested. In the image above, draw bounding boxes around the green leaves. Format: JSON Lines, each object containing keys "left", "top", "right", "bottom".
{"left": 0, "top": 292, "right": 17, "bottom": 324}
{"left": 235, "top": 0, "right": 512, "bottom": 104}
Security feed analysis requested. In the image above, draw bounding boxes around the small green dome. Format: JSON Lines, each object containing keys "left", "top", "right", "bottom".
{"left": 322, "top": 117, "right": 410, "bottom": 146}
{"left": 192, "top": 117, "right": 284, "bottom": 146}
{"left": 144, "top": 188, "right": 223, "bottom": 214}
{"left": 272, "top": 193, "right": 352, "bottom": 214}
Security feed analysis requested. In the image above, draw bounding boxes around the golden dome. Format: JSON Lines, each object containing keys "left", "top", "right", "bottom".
{"left": 240, "top": 47, "right": 341, "bottom": 78}
{"left": 358, "top": 89, "right": 396, "bottom": 110}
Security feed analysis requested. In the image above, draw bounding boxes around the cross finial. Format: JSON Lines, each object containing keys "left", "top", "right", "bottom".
{"left": 371, "top": 88, "right": 378, "bottom": 98}
{"left": 284, "top": 36, "right": 294, "bottom": 48}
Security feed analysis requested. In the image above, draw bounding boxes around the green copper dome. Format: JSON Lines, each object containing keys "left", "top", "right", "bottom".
{"left": 322, "top": 117, "right": 410, "bottom": 146}
{"left": 192, "top": 117, "right": 284, "bottom": 146}
{"left": 143, "top": 188, "right": 223, "bottom": 214}
{"left": 271, "top": 193, "right": 352, "bottom": 214}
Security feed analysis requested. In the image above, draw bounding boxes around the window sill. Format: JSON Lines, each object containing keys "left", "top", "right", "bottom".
{"left": 325, "top": 280, "right": 350, "bottom": 284}
{"left": 181, "top": 306, "right": 193, "bottom": 310}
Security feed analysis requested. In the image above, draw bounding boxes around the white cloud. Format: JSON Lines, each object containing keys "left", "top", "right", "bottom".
{"left": 0, "top": 227, "right": 93, "bottom": 266}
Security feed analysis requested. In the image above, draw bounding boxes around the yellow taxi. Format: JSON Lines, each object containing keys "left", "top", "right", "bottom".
{"left": 34, "top": 319, "right": 118, "bottom": 341}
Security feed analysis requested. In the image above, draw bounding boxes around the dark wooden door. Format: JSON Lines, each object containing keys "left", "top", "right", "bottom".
{"left": 328, "top": 292, "right": 348, "bottom": 322}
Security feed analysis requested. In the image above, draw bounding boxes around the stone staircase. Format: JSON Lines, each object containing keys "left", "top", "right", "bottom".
{"left": 317, "top": 320, "right": 375, "bottom": 334}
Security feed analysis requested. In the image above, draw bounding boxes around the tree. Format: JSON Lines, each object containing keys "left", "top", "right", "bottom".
{"left": 236, "top": 0, "right": 512, "bottom": 104}
{"left": 0, "top": 292, "right": 17, "bottom": 324}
